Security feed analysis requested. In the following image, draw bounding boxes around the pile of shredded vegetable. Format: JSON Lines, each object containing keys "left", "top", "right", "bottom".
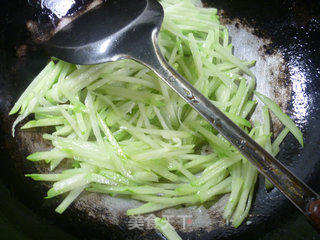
{"left": 10, "top": 0, "right": 303, "bottom": 233}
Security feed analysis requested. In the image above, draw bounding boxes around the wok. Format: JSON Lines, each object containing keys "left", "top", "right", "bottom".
{"left": 0, "top": 0, "right": 319, "bottom": 239}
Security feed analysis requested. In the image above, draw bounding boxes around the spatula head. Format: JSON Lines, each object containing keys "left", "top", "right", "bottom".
{"left": 45, "top": 0, "right": 163, "bottom": 65}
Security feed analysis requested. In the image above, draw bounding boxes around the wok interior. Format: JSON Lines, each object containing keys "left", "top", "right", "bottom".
{"left": 0, "top": 0, "right": 319, "bottom": 239}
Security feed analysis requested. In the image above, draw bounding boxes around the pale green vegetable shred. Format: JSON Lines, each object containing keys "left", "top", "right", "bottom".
{"left": 10, "top": 0, "right": 303, "bottom": 236}
{"left": 155, "top": 217, "right": 182, "bottom": 240}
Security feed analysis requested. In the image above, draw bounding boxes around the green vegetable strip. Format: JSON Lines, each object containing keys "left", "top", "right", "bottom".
{"left": 232, "top": 183, "right": 255, "bottom": 228}
{"left": 183, "top": 153, "right": 217, "bottom": 169}
{"left": 240, "top": 100, "right": 257, "bottom": 118}
{"left": 255, "top": 91, "right": 303, "bottom": 146}
{"left": 58, "top": 107, "right": 82, "bottom": 138}
{"left": 175, "top": 170, "right": 228, "bottom": 196}
{"left": 53, "top": 125, "right": 73, "bottom": 137}
{"left": 223, "top": 177, "right": 243, "bottom": 221}
{"left": 11, "top": 62, "right": 63, "bottom": 136}
{"left": 88, "top": 184, "right": 175, "bottom": 196}
{"left": 9, "top": 61, "right": 55, "bottom": 115}
{"left": 155, "top": 218, "right": 182, "bottom": 240}
{"left": 127, "top": 202, "right": 175, "bottom": 216}
{"left": 85, "top": 92, "right": 104, "bottom": 145}
{"left": 46, "top": 173, "right": 90, "bottom": 199}
{"left": 272, "top": 127, "right": 290, "bottom": 156}
{"left": 133, "top": 194, "right": 197, "bottom": 205}
{"left": 262, "top": 106, "right": 272, "bottom": 154}
{"left": 198, "top": 176, "right": 232, "bottom": 202}
{"left": 27, "top": 149, "right": 70, "bottom": 163}
{"left": 21, "top": 118, "right": 66, "bottom": 129}
{"left": 55, "top": 185, "right": 87, "bottom": 214}
{"left": 193, "top": 155, "right": 242, "bottom": 186}
{"left": 231, "top": 162, "right": 258, "bottom": 227}
{"left": 26, "top": 173, "right": 66, "bottom": 181}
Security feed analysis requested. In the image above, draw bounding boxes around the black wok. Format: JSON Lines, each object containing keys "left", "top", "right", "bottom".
{"left": 0, "top": 0, "right": 319, "bottom": 239}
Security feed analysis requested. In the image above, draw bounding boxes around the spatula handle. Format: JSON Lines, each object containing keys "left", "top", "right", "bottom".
{"left": 130, "top": 30, "right": 320, "bottom": 232}
{"left": 309, "top": 199, "right": 320, "bottom": 230}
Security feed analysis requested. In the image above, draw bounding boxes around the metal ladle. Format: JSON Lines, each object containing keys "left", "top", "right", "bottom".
{"left": 45, "top": 0, "right": 320, "bottom": 231}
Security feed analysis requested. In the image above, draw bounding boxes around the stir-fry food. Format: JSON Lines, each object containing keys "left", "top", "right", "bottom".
{"left": 10, "top": 0, "right": 303, "bottom": 235}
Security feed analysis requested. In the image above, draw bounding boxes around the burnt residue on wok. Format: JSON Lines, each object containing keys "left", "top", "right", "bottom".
{"left": 0, "top": 0, "right": 320, "bottom": 239}
{"left": 26, "top": 0, "right": 106, "bottom": 42}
